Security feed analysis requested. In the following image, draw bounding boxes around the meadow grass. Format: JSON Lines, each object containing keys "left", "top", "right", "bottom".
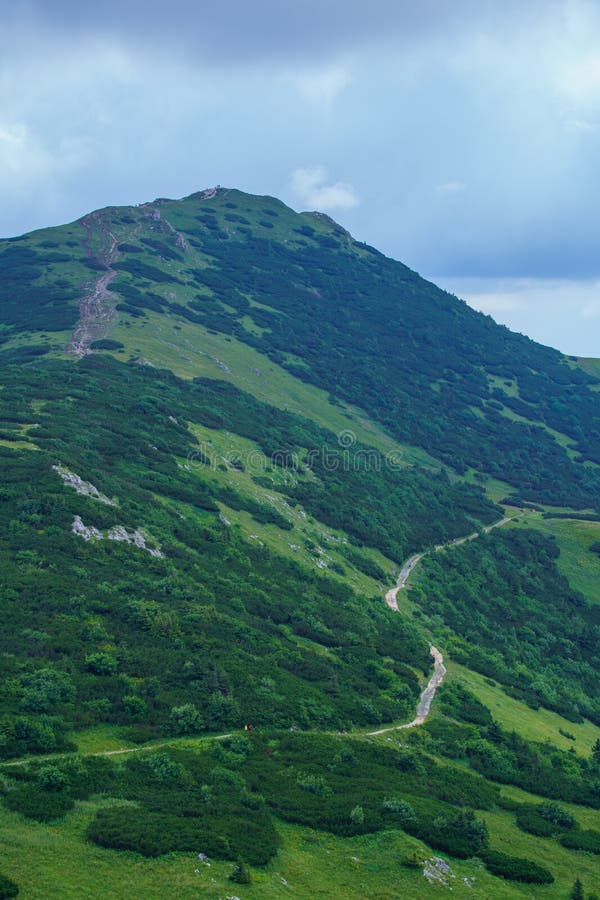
{"left": 180, "top": 422, "right": 395, "bottom": 593}
{"left": 518, "top": 515, "right": 600, "bottom": 605}
{"left": 576, "top": 357, "right": 600, "bottom": 379}
{"left": 0, "top": 801, "right": 586, "bottom": 900}
{"left": 449, "top": 662, "right": 600, "bottom": 756}
{"left": 106, "top": 308, "right": 438, "bottom": 467}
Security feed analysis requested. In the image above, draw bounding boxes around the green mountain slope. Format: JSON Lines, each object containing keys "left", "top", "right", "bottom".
{"left": 2, "top": 187, "right": 599, "bottom": 507}
{"left": 0, "top": 188, "right": 599, "bottom": 898}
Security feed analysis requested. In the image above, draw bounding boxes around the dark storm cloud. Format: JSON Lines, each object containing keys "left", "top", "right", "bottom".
{"left": 10, "top": 0, "right": 555, "bottom": 62}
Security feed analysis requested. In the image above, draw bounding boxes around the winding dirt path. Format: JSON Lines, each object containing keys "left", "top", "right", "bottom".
{"left": 2, "top": 519, "right": 513, "bottom": 765}
{"left": 369, "top": 645, "right": 447, "bottom": 735}
{"left": 373, "top": 515, "right": 513, "bottom": 734}
{"left": 385, "top": 516, "right": 512, "bottom": 612}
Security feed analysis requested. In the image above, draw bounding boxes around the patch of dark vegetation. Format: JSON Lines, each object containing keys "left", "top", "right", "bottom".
{"left": 82, "top": 259, "right": 108, "bottom": 271}
{"left": 89, "top": 339, "right": 124, "bottom": 351}
{"left": 113, "top": 259, "right": 183, "bottom": 284}
{"left": 0, "top": 245, "right": 80, "bottom": 332}
{"left": 139, "top": 238, "right": 184, "bottom": 262}
{"left": 0, "top": 873, "right": 19, "bottom": 898}
{"left": 116, "top": 303, "right": 146, "bottom": 318}
{"left": 479, "top": 849, "right": 554, "bottom": 883}
{"left": 0, "top": 345, "right": 52, "bottom": 366}
{"left": 560, "top": 829, "right": 600, "bottom": 853}
{"left": 516, "top": 802, "right": 577, "bottom": 837}
{"left": 6, "top": 733, "right": 505, "bottom": 867}
{"left": 213, "top": 486, "right": 293, "bottom": 530}
{"left": 3, "top": 784, "right": 75, "bottom": 822}
{"left": 112, "top": 279, "right": 169, "bottom": 312}
{"left": 339, "top": 546, "right": 386, "bottom": 581}
{"left": 542, "top": 512, "right": 600, "bottom": 522}
{"left": 117, "top": 243, "right": 143, "bottom": 253}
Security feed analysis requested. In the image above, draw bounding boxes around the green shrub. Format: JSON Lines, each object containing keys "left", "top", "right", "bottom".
{"left": 296, "top": 772, "right": 332, "bottom": 797}
{"left": 350, "top": 805, "right": 365, "bottom": 826}
{"left": 538, "top": 800, "right": 577, "bottom": 829}
{"left": 136, "top": 753, "right": 188, "bottom": 784}
{"left": 479, "top": 849, "right": 554, "bottom": 883}
{"left": 36, "top": 765, "right": 68, "bottom": 792}
{"left": 119, "top": 726, "right": 155, "bottom": 744}
{"left": 560, "top": 829, "right": 600, "bottom": 853}
{"left": 229, "top": 860, "right": 251, "bottom": 884}
{"left": 89, "top": 339, "right": 125, "bottom": 350}
{"left": 169, "top": 703, "right": 204, "bottom": 735}
{"left": 495, "top": 794, "right": 520, "bottom": 811}
{"left": 516, "top": 802, "right": 576, "bottom": 836}
{"left": 3, "top": 785, "right": 74, "bottom": 822}
{"left": 87, "top": 806, "right": 229, "bottom": 858}
{"left": 87, "top": 804, "right": 279, "bottom": 865}
{"left": 381, "top": 798, "right": 415, "bottom": 826}
{"left": 85, "top": 652, "right": 118, "bottom": 676}
{"left": 0, "top": 873, "right": 19, "bottom": 898}
{"left": 19, "top": 668, "right": 75, "bottom": 713}
{"left": 411, "top": 809, "right": 489, "bottom": 859}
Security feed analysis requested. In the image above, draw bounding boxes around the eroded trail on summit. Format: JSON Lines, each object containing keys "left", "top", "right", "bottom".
{"left": 373, "top": 516, "right": 512, "bottom": 735}
{"left": 67, "top": 213, "right": 120, "bottom": 358}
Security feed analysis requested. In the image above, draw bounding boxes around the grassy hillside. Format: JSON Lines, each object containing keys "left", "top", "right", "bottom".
{"left": 0, "top": 188, "right": 599, "bottom": 897}
{"left": 2, "top": 187, "right": 600, "bottom": 507}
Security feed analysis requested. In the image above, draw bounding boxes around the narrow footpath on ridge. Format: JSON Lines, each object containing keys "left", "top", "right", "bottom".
{"left": 370, "top": 516, "right": 513, "bottom": 736}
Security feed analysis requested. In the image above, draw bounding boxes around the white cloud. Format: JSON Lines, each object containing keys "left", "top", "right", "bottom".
{"left": 292, "top": 65, "right": 352, "bottom": 107}
{"left": 435, "top": 180, "right": 466, "bottom": 196}
{"left": 436, "top": 277, "right": 600, "bottom": 355}
{"left": 581, "top": 298, "right": 600, "bottom": 319}
{"left": 467, "top": 293, "right": 521, "bottom": 314}
{"left": 0, "top": 121, "right": 92, "bottom": 193}
{"left": 563, "top": 117, "right": 597, "bottom": 133}
{"left": 0, "top": 123, "right": 49, "bottom": 184}
{"left": 290, "top": 165, "right": 359, "bottom": 210}
{"left": 559, "top": 53, "right": 600, "bottom": 101}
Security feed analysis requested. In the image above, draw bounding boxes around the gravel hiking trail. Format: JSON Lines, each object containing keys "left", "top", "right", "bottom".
{"left": 368, "top": 645, "right": 446, "bottom": 734}
{"left": 374, "top": 515, "right": 513, "bottom": 734}
{"left": 385, "top": 516, "right": 512, "bottom": 613}
{"left": 2, "top": 517, "right": 514, "bottom": 763}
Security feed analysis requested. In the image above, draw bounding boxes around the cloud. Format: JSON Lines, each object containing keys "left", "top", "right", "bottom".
{"left": 437, "top": 277, "right": 600, "bottom": 355}
{"left": 559, "top": 53, "right": 600, "bottom": 101}
{"left": 435, "top": 180, "right": 466, "bottom": 196}
{"left": 562, "top": 117, "right": 597, "bottom": 133}
{"left": 0, "top": 123, "right": 54, "bottom": 187}
{"left": 581, "top": 298, "right": 600, "bottom": 319}
{"left": 292, "top": 65, "right": 352, "bottom": 108}
{"left": 467, "top": 293, "right": 520, "bottom": 314}
{"left": 5, "top": 0, "right": 536, "bottom": 64}
{"left": 290, "top": 166, "right": 359, "bottom": 211}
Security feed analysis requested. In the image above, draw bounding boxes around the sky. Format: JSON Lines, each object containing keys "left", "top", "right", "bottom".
{"left": 2, "top": 1, "right": 600, "bottom": 356}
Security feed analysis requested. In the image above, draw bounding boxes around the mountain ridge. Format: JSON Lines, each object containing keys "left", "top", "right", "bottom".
{"left": 0, "top": 186, "right": 599, "bottom": 898}
{"left": 2, "top": 186, "right": 599, "bottom": 510}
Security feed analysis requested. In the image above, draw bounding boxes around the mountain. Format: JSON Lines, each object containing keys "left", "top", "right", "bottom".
{"left": 0, "top": 187, "right": 598, "bottom": 898}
